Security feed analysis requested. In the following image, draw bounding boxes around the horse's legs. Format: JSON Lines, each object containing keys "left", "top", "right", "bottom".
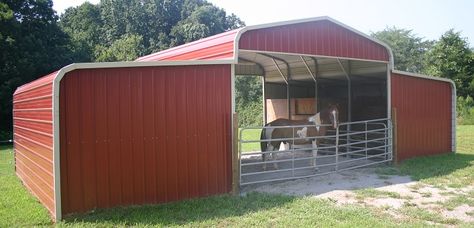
{"left": 311, "top": 140, "right": 318, "bottom": 169}
{"left": 262, "top": 143, "right": 272, "bottom": 171}
{"left": 271, "top": 142, "right": 280, "bottom": 169}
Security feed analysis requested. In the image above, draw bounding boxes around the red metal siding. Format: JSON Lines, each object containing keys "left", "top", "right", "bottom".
{"left": 13, "top": 71, "right": 56, "bottom": 217}
{"left": 59, "top": 65, "right": 232, "bottom": 215}
{"left": 240, "top": 20, "right": 389, "bottom": 62}
{"left": 136, "top": 29, "right": 241, "bottom": 61}
{"left": 391, "top": 72, "right": 452, "bottom": 161}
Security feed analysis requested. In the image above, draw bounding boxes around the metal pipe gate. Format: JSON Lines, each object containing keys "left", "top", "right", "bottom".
{"left": 239, "top": 118, "right": 392, "bottom": 186}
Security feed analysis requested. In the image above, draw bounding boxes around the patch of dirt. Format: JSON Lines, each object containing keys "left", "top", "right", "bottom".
{"left": 243, "top": 167, "right": 474, "bottom": 224}
{"left": 443, "top": 204, "right": 474, "bottom": 222}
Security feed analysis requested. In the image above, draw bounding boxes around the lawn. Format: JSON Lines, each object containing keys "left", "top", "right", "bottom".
{"left": 0, "top": 125, "right": 472, "bottom": 227}
{"left": 0, "top": 145, "right": 51, "bottom": 227}
{"left": 239, "top": 128, "right": 261, "bottom": 152}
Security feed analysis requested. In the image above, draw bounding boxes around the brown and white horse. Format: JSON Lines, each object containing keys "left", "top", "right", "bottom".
{"left": 260, "top": 104, "right": 340, "bottom": 170}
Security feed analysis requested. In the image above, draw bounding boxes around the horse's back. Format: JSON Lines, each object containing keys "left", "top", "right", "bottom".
{"left": 268, "top": 118, "right": 309, "bottom": 126}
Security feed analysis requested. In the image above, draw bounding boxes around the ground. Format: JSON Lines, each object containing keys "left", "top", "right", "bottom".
{"left": 0, "top": 125, "right": 472, "bottom": 227}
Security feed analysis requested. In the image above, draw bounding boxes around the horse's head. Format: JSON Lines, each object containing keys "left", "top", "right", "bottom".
{"left": 328, "top": 104, "right": 339, "bottom": 129}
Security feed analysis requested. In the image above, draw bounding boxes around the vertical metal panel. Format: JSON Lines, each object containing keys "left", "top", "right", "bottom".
{"left": 391, "top": 72, "right": 452, "bottom": 161}
{"left": 239, "top": 20, "right": 389, "bottom": 62}
{"left": 59, "top": 65, "right": 232, "bottom": 215}
{"left": 13, "top": 71, "right": 56, "bottom": 217}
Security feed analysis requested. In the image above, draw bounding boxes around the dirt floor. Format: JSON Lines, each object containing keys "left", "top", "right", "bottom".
{"left": 243, "top": 166, "right": 474, "bottom": 224}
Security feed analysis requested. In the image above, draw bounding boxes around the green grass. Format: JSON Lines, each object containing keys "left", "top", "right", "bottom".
{"left": 399, "top": 205, "right": 460, "bottom": 225}
{"left": 438, "top": 190, "right": 474, "bottom": 211}
{"left": 239, "top": 128, "right": 261, "bottom": 152}
{"left": 399, "top": 125, "right": 474, "bottom": 188}
{"left": 457, "top": 125, "right": 474, "bottom": 152}
{"left": 0, "top": 145, "right": 52, "bottom": 227}
{"left": 354, "top": 188, "right": 402, "bottom": 200}
{"left": 57, "top": 195, "right": 415, "bottom": 227}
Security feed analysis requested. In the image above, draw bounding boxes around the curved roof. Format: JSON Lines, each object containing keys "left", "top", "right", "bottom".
{"left": 136, "top": 16, "right": 394, "bottom": 67}
{"left": 16, "top": 16, "right": 396, "bottom": 96}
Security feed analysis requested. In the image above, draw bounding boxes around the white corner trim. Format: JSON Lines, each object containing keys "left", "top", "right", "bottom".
{"left": 391, "top": 70, "right": 457, "bottom": 153}
{"left": 51, "top": 60, "right": 232, "bottom": 220}
{"left": 233, "top": 16, "right": 395, "bottom": 70}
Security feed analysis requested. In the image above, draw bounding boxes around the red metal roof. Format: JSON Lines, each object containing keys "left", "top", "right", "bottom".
{"left": 14, "top": 71, "right": 57, "bottom": 96}
{"left": 136, "top": 29, "right": 242, "bottom": 62}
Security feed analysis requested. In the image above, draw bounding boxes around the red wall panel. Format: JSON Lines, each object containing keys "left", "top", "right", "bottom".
{"left": 239, "top": 20, "right": 390, "bottom": 62}
{"left": 391, "top": 72, "right": 453, "bottom": 161}
{"left": 13, "top": 71, "right": 56, "bottom": 217}
{"left": 59, "top": 65, "right": 232, "bottom": 215}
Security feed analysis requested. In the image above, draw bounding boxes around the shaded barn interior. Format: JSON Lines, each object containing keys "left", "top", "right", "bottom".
{"left": 235, "top": 52, "right": 389, "bottom": 124}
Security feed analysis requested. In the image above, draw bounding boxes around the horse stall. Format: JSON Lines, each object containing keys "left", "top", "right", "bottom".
{"left": 237, "top": 53, "right": 393, "bottom": 185}
{"left": 13, "top": 16, "right": 455, "bottom": 221}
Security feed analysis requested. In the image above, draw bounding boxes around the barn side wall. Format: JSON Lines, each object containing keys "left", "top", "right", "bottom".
{"left": 391, "top": 72, "right": 453, "bottom": 161}
{"left": 13, "top": 72, "right": 56, "bottom": 217}
{"left": 239, "top": 20, "right": 390, "bottom": 62}
{"left": 59, "top": 65, "right": 232, "bottom": 215}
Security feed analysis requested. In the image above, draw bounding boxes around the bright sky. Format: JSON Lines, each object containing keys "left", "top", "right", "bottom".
{"left": 53, "top": 0, "right": 474, "bottom": 44}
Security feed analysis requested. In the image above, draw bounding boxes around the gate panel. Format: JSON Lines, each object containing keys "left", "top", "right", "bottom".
{"left": 59, "top": 65, "right": 232, "bottom": 215}
{"left": 239, "top": 118, "right": 392, "bottom": 186}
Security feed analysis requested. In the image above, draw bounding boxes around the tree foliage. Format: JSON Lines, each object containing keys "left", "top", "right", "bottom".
{"left": 425, "top": 30, "right": 474, "bottom": 98}
{"left": 0, "top": 0, "right": 74, "bottom": 138}
{"left": 372, "top": 27, "right": 433, "bottom": 73}
{"left": 235, "top": 76, "right": 263, "bottom": 127}
{"left": 59, "top": 2, "right": 101, "bottom": 62}
{"left": 95, "top": 34, "right": 145, "bottom": 61}
{"left": 60, "top": 0, "right": 245, "bottom": 61}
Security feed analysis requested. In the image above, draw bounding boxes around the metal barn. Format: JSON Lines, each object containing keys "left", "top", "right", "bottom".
{"left": 13, "top": 17, "right": 455, "bottom": 220}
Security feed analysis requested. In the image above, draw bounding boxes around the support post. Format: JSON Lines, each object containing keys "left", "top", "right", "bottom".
{"left": 262, "top": 74, "right": 267, "bottom": 124}
{"left": 287, "top": 82, "right": 291, "bottom": 119}
{"left": 391, "top": 108, "right": 398, "bottom": 164}
{"left": 232, "top": 113, "right": 240, "bottom": 195}
{"left": 337, "top": 59, "right": 352, "bottom": 155}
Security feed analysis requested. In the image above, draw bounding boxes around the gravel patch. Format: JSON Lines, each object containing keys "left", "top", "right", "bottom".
{"left": 243, "top": 166, "right": 474, "bottom": 223}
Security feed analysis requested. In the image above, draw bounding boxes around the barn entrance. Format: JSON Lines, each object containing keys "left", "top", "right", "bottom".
{"left": 235, "top": 51, "right": 393, "bottom": 186}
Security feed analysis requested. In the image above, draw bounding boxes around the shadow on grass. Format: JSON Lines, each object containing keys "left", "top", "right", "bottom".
{"left": 61, "top": 192, "right": 295, "bottom": 226}
{"left": 399, "top": 152, "right": 474, "bottom": 183}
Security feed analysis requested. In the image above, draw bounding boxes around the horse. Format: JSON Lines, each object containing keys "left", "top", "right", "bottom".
{"left": 260, "top": 104, "right": 340, "bottom": 170}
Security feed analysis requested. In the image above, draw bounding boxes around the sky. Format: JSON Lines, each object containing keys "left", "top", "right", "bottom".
{"left": 53, "top": 0, "right": 474, "bottom": 44}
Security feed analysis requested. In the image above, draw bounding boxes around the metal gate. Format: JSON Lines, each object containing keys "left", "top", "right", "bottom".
{"left": 239, "top": 118, "right": 392, "bottom": 186}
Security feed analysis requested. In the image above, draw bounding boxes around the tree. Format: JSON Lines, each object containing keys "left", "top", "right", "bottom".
{"left": 235, "top": 76, "right": 263, "bottom": 127}
{"left": 425, "top": 30, "right": 474, "bottom": 98}
{"left": 61, "top": 0, "right": 245, "bottom": 60}
{"left": 95, "top": 34, "right": 145, "bottom": 61}
{"left": 0, "top": 0, "right": 74, "bottom": 138}
{"left": 59, "top": 2, "right": 102, "bottom": 62}
{"left": 372, "top": 27, "right": 433, "bottom": 73}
